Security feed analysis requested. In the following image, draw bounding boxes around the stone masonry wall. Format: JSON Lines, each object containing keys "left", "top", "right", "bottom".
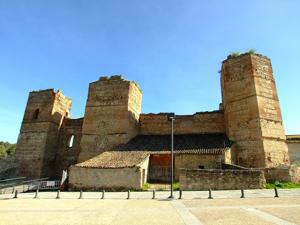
{"left": 265, "top": 165, "right": 300, "bottom": 183}
{"left": 15, "top": 89, "right": 72, "bottom": 178}
{"left": 69, "top": 157, "right": 149, "bottom": 190}
{"left": 180, "top": 168, "right": 266, "bottom": 190}
{"left": 54, "top": 118, "right": 83, "bottom": 178}
{"left": 78, "top": 76, "right": 142, "bottom": 162}
{"left": 140, "top": 111, "right": 225, "bottom": 135}
{"left": 221, "top": 53, "right": 289, "bottom": 168}
{"left": 287, "top": 142, "right": 300, "bottom": 164}
{"left": 175, "top": 154, "right": 223, "bottom": 180}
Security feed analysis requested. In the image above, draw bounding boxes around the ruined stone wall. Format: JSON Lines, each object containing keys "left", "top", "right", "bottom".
{"left": 0, "top": 156, "right": 18, "bottom": 179}
{"left": 54, "top": 118, "right": 83, "bottom": 178}
{"left": 287, "top": 142, "right": 300, "bottom": 164}
{"left": 175, "top": 154, "right": 224, "bottom": 180}
{"left": 15, "top": 89, "right": 72, "bottom": 178}
{"left": 78, "top": 76, "right": 142, "bottom": 162}
{"left": 140, "top": 111, "right": 225, "bottom": 135}
{"left": 265, "top": 165, "right": 300, "bottom": 183}
{"left": 180, "top": 168, "right": 266, "bottom": 190}
{"left": 69, "top": 158, "right": 149, "bottom": 190}
{"left": 221, "top": 53, "right": 289, "bottom": 168}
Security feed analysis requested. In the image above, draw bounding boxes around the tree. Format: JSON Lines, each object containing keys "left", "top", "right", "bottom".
{"left": 0, "top": 145, "right": 7, "bottom": 159}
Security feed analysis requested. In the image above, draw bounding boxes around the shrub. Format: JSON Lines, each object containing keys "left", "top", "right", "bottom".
{"left": 248, "top": 49, "right": 256, "bottom": 54}
{"left": 0, "top": 142, "right": 16, "bottom": 159}
{"left": 228, "top": 52, "right": 240, "bottom": 58}
{"left": 265, "top": 181, "right": 300, "bottom": 189}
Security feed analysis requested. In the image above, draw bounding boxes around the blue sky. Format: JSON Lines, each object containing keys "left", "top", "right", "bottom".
{"left": 0, "top": 0, "right": 299, "bottom": 143}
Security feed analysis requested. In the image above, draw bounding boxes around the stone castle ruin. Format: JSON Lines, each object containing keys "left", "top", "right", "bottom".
{"left": 14, "top": 52, "right": 299, "bottom": 190}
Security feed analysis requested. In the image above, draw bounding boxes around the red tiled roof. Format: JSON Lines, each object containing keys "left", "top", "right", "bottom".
{"left": 75, "top": 151, "right": 150, "bottom": 169}
{"left": 114, "top": 134, "right": 231, "bottom": 155}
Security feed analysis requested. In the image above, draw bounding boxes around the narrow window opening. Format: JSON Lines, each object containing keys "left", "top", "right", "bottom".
{"left": 33, "top": 109, "right": 40, "bottom": 120}
{"left": 198, "top": 165, "right": 205, "bottom": 169}
{"left": 68, "top": 135, "right": 74, "bottom": 148}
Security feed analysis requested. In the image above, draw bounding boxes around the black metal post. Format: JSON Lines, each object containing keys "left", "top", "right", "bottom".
{"left": 152, "top": 190, "right": 156, "bottom": 199}
{"left": 127, "top": 190, "right": 130, "bottom": 200}
{"left": 208, "top": 189, "right": 213, "bottom": 199}
{"left": 274, "top": 187, "right": 279, "bottom": 198}
{"left": 79, "top": 190, "right": 83, "bottom": 199}
{"left": 56, "top": 190, "right": 60, "bottom": 199}
{"left": 169, "top": 117, "right": 175, "bottom": 199}
{"left": 34, "top": 189, "right": 39, "bottom": 199}
{"left": 14, "top": 190, "right": 18, "bottom": 199}
{"left": 102, "top": 190, "right": 105, "bottom": 199}
{"left": 241, "top": 189, "right": 245, "bottom": 198}
{"left": 179, "top": 190, "right": 182, "bottom": 199}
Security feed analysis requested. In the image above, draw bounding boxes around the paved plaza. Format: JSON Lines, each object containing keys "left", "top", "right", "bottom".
{"left": 0, "top": 189, "right": 300, "bottom": 225}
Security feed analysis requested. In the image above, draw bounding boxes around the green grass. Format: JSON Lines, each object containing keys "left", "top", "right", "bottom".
{"left": 141, "top": 182, "right": 181, "bottom": 191}
{"left": 265, "top": 181, "right": 300, "bottom": 189}
{"left": 142, "top": 183, "right": 151, "bottom": 190}
{"left": 173, "top": 182, "right": 180, "bottom": 190}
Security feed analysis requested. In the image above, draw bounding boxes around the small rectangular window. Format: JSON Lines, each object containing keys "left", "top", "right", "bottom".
{"left": 69, "top": 135, "right": 74, "bottom": 148}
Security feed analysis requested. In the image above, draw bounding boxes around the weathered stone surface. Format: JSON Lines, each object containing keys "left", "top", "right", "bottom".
{"left": 221, "top": 53, "right": 289, "bottom": 168}
{"left": 288, "top": 143, "right": 300, "bottom": 164}
{"left": 180, "top": 168, "right": 266, "bottom": 190}
{"left": 15, "top": 89, "right": 71, "bottom": 178}
{"left": 69, "top": 157, "right": 149, "bottom": 190}
{"left": 0, "top": 156, "right": 18, "bottom": 179}
{"left": 140, "top": 111, "right": 225, "bottom": 135}
{"left": 175, "top": 154, "right": 226, "bottom": 180}
{"left": 78, "top": 76, "right": 142, "bottom": 162}
{"left": 53, "top": 118, "right": 83, "bottom": 178}
{"left": 265, "top": 164, "right": 300, "bottom": 183}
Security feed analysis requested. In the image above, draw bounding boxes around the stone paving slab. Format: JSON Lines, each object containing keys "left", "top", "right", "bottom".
{"left": 189, "top": 208, "right": 276, "bottom": 225}
{"left": 257, "top": 207, "right": 300, "bottom": 225}
{"left": 0, "top": 190, "right": 300, "bottom": 225}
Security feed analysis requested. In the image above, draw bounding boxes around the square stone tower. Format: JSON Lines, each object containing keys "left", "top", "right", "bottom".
{"left": 78, "top": 75, "right": 142, "bottom": 162}
{"left": 15, "top": 89, "right": 72, "bottom": 178}
{"left": 221, "top": 53, "right": 289, "bottom": 168}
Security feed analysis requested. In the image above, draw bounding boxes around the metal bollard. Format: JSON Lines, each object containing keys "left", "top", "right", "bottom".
{"left": 34, "top": 189, "right": 39, "bottom": 199}
{"left": 14, "top": 190, "right": 18, "bottom": 199}
{"left": 179, "top": 190, "right": 182, "bottom": 199}
{"left": 127, "top": 190, "right": 130, "bottom": 200}
{"left": 56, "top": 190, "right": 60, "bottom": 199}
{"left": 101, "top": 190, "right": 105, "bottom": 199}
{"left": 208, "top": 189, "right": 213, "bottom": 199}
{"left": 79, "top": 190, "right": 83, "bottom": 199}
{"left": 240, "top": 189, "right": 245, "bottom": 198}
{"left": 274, "top": 187, "right": 279, "bottom": 198}
{"left": 152, "top": 190, "right": 156, "bottom": 199}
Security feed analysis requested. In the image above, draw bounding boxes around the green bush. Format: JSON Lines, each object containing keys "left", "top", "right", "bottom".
{"left": 142, "top": 183, "right": 150, "bottom": 190}
{"left": 0, "top": 141, "right": 16, "bottom": 159}
{"left": 174, "top": 182, "right": 180, "bottom": 190}
{"left": 0, "top": 145, "right": 7, "bottom": 159}
{"left": 229, "top": 52, "right": 240, "bottom": 58}
{"left": 265, "top": 181, "right": 300, "bottom": 189}
{"left": 248, "top": 49, "right": 256, "bottom": 54}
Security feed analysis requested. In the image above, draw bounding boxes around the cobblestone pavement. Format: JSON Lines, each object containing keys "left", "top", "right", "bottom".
{"left": 0, "top": 189, "right": 300, "bottom": 225}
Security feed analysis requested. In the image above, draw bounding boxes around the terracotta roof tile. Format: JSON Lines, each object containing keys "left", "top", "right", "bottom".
{"left": 114, "top": 133, "right": 231, "bottom": 154}
{"left": 75, "top": 151, "right": 150, "bottom": 169}
{"left": 286, "top": 135, "right": 300, "bottom": 143}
